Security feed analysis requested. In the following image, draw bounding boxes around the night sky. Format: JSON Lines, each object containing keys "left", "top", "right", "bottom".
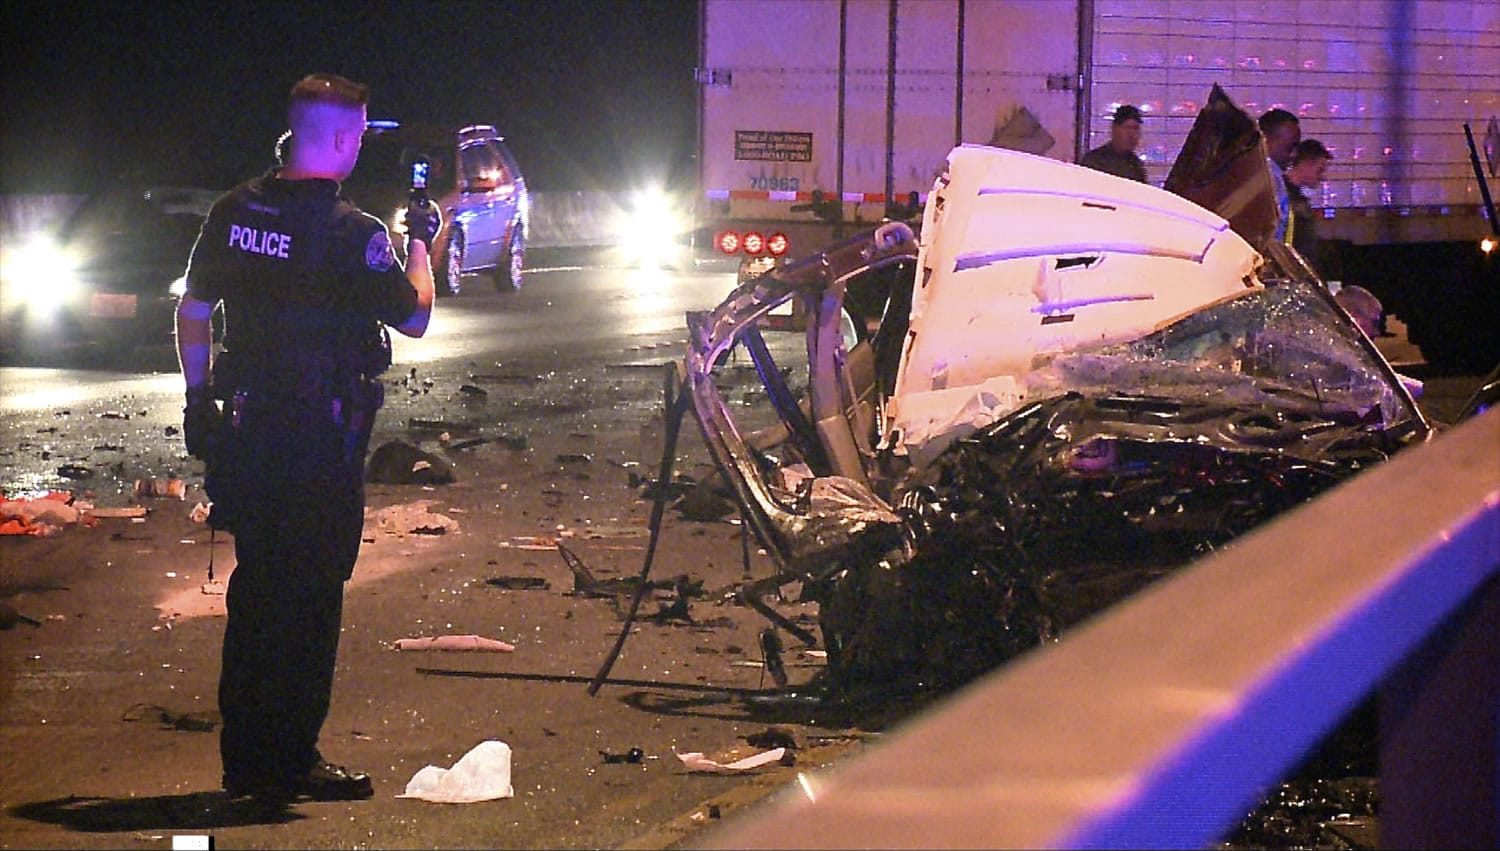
{"left": 1, "top": 0, "right": 699, "bottom": 194}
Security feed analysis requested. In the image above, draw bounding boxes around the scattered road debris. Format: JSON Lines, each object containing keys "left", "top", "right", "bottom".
{"left": 446, "top": 436, "right": 491, "bottom": 451}
{"left": 86, "top": 506, "right": 150, "bottom": 519}
{"left": 558, "top": 542, "right": 699, "bottom": 600}
{"left": 578, "top": 523, "right": 648, "bottom": 540}
{"left": 743, "top": 727, "right": 800, "bottom": 750}
{"left": 369, "top": 500, "right": 459, "bottom": 537}
{"left": 759, "top": 629, "right": 789, "bottom": 688}
{"left": 366, "top": 441, "right": 456, "bottom": 485}
{"left": 398, "top": 740, "right": 514, "bottom": 803}
{"left": 675, "top": 747, "right": 790, "bottom": 774}
{"left": 1, "top": 492, "right": 81, "bottom": 535}
{"left": 133, "top": 478, "right": 185, "bottom": 500}
{"left": 599, "top": 747, "right": 645, "bottom": 765}
{"left": 467, "top": 372, "right": 545, "bottom": 384}
{"left": 672, "top": 485, "right": 737, "bottom": 522}
{"left": 485, "top": 576, "right": 551, "bottom": 591}
{"left": 0, "top": 602, "right": 44, "bottom": 629}
{"left": 394, "top": 635, "right": 516, "bottom": 652}
{"left": 121, "top": 702, "right": 221, "bottom": 732}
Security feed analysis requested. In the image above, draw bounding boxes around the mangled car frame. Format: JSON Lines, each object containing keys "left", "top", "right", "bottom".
{"left": 684, "top": 99, "right": 1429, "bottom": 696}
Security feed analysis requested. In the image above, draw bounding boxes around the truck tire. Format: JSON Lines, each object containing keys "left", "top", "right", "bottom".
{"left": 1404, "top": 245, "right": 1500, "bottom": 374}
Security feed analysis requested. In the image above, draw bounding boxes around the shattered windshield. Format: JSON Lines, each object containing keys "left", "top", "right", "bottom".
{"left": 1025, "top": 278, "right": 1418, "bottom": 431}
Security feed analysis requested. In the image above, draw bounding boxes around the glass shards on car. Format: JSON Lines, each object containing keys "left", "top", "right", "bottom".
{"left": 0, "top": 185, "right": 217, "bottom": 361}
{"left": 683, "top": 142, "right": 1428, "bottom": 698}
{"left": 344, "top": 122, "right": 528, "bottom": 296}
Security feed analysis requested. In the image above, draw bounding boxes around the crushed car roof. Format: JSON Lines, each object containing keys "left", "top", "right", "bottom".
{"left": 887, "top": 144, "right": 1263, "bottom": 460}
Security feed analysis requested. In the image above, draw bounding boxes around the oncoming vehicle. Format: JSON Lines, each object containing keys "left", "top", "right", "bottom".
{"left": 680, "top": 91, "right": 1433, "bottom": 697}
{"left": 0, "top": 185, "right": 217, "bottom": 362}
{"left": 342, "top": 122, "right": 529, "bottom": 296}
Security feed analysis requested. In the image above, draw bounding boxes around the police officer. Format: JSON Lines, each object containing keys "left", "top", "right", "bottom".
{"left": 176, "top": 73, "right": 439, "bottom": 803}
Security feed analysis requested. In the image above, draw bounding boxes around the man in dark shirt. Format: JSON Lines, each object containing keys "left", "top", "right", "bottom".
{"left": 1079, "top": 104, "right": 1148, "bottom": 183}
{"left": 176, "top": 73, "right": 439, "bottom": 804}
{"left": 1285, "top": 138, "right": 1332, "bottom": 274}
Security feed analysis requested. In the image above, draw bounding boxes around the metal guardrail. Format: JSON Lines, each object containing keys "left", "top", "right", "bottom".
{"left": 697, "top": 407, "right": 1500, "bottom": 850}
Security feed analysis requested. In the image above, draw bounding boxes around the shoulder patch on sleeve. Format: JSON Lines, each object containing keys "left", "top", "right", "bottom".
{"left": 365, "top": 230, "right": 396, "bottom": 271}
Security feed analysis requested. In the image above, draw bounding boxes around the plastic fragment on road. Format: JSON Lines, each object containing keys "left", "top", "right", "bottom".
{"left": 87, "top": 506, "right": 151, "bottom": 519}
{"left": 133, "top": 478, "right": 185, "bottom": 500}
{"left": 368, "top": 500, "right": 459, "bottom": 537}
{"left": 393, "top": 634, "right": 516, "bottom": 652}
{"left": 397, "top": 740, "right": 514, "bottom": 803}
{"left": 675, "top": 747, "right": 787, "bottom": 774}
{"left": 1, "top": 492, "right": 80, "bottom": 535}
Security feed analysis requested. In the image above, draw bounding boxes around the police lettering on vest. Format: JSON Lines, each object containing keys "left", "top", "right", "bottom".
{"left": 228, "top": 224, "right": 293, "bottom": 259}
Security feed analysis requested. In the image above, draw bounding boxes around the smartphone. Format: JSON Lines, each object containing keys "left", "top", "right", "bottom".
{"left": 409, "top": 158, "right": 430, "bottom": 191}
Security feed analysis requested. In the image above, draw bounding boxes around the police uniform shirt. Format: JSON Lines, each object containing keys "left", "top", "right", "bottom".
{"left": 186, "top": 169, "right": 418, "bottom": 360}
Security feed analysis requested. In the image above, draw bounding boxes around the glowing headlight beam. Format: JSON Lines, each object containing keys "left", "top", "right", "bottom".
{"left": 612, "top": 185, "right": 690, "bottom": 269}
{"left": 1, "top": 234, "right": 85, "bottom": 315}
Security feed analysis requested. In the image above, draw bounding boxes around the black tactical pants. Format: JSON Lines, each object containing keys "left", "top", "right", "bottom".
{"left": 214, "top": 401, "right": 366, "bottom": 788}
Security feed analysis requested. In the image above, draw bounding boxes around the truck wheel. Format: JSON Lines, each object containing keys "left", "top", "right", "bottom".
{"left": 1409, "top": 249, "right": 1500, "bottom": 374}
{"left": 437, "top": 227, "right": 464, "bottom": 296}
{"left": 492, "top": 228, "right": 524, "bottom": 294}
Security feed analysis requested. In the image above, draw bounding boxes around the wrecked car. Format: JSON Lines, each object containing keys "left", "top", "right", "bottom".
{"left": 682, "top": 94, "right": 1429, "bottom": 696}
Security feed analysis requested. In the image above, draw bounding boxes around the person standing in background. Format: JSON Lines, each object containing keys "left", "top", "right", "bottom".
{"left": 1285, "top": 138, "right": 1333, "bottom": 274}
{"left": 1080, "top": 104, "right": 1149, "bottom": 183}
{"left": 1257, "top": 108, "right": 1302, "bottom": 243}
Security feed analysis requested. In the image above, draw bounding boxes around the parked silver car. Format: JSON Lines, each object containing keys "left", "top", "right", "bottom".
{"left": 344, "top": 122, "right": 529, "bottom": 295}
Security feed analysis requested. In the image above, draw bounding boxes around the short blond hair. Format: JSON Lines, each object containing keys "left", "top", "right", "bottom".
{"left": 287, "top": 73, "right": 369, "bottom": 130}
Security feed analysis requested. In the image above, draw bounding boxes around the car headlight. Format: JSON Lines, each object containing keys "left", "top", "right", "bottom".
{"left": 613, "top": 186, "right": 690, "bottom": 269}
{"left": 0, "top": 234, "right": 84, "bottom": 314}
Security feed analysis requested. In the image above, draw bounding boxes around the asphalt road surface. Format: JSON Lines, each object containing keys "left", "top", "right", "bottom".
{"left": 3, "top": 253, "right": 884, "bottom": 850}
{"left": 0, "top": 253, "right": 1489, "bottom": 849}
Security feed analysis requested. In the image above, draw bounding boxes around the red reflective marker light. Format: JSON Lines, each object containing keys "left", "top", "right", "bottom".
{"left": 743, "top": 232, "right": 765, "bottom": 255}
{"left": 716, "top": 231, "right": 741, "bottom": 254}
{"left": 767, "top": 232, "right": 789, "bottom": 256}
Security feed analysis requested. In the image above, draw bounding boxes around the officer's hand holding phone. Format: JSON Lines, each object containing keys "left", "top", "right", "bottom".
{"left": 405, "top": 158, "right": 442, "bottom": 248}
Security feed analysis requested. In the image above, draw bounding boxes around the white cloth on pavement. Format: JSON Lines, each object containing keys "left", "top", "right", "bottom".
{"left": 397, "top": 740, "right": 515, "bottom": 803}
